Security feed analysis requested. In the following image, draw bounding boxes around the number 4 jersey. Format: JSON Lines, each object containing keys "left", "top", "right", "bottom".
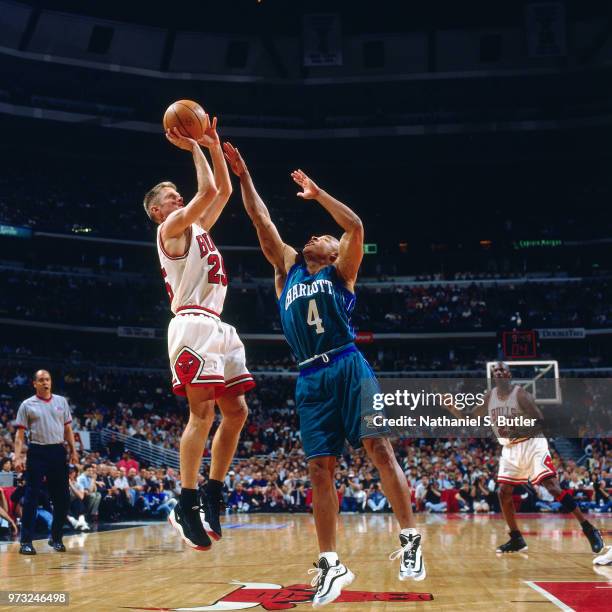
{"left": 279, "top": 263, "right": 356, "bottom": 363}
{"left": 157, "top": 223, "right": 227, "bottom": 317}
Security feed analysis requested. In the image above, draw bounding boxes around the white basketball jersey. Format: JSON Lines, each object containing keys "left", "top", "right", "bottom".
{"left": 487, "top": 385, "right": 520, "bottom": 447}
{"left": 157, "top": 223, "right": 227, "bottom": 317}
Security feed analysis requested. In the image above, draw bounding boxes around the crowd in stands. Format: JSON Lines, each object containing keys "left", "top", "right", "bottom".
{"left": 1, "top": 359, "right": 610, "bottom": 540}
{"left": 3, "top": 339, "right": 610, "bottom": 377}
{"left": 3, "top": 265, "right": 612, "bottom": 332}
{"left": 2, "top": 429, "right": 609, "bottom": 541}
{"left": 1, "top": 150, "right": 610, "bottom": 247}
{"left": 1, "top": 366, "right": 610, "bottom": 466}
{"left": 0, "top": 160, "right": 300, "bottom": 244}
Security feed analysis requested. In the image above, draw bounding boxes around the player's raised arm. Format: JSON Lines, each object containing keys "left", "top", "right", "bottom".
{"left": 162, "top": 123, "right": 219, "bottom": 239}
{"left": 196, "top": 117, "right": 233, "bottom": 232}
{"left": 291, "top": 170, "right": 363, "bottom": 289}
{"left": 224, "top": 142, "right": 297, "bottom": 294}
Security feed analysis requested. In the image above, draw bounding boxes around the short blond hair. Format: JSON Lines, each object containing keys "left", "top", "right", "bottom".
{"left": 143, "top": 181, "right": 176, "bottom": 221}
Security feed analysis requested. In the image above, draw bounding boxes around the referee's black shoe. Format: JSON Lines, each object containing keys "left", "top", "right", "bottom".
{"left": 200, "top": 490, "right": 224, "bottom": 541}
{"left": 19, "top": 542, "right": 37, "bottom": 555}
{"left": 48, "top": 539, "right": 66, "bottom": 552}
{"left": 168, "top": 500, "right": 212, "bottom": 551}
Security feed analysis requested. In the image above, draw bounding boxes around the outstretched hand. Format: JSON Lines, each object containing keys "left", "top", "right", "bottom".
{"left": 198, "top": 115, "right": 219, "bottom": 148}
{"left": 165, "top": 127, "right": 199, "bottom": 152}
{"left": 291, "top": 169, "right": 320, "bottom": 200}
{"left": 223, "top": 141, "right": 248, "bottom": 177}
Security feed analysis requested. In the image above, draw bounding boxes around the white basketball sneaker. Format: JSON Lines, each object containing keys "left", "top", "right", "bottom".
{"left": 309, "top": 557, "right": 355, "bottom": 608}
{"left": 594, "top": 546, "right": 612, "bottom": 566}
{"left": 389, "top": 532, "right": 426, "bottom": 581}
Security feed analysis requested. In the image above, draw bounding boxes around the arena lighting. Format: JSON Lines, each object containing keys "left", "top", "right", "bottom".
{"left": 363, "top": 243, "right": 378, "bottom": 254}
{"left": 0, "top": 224, "right": 32, "bottom": 238}
{"left": 479, "top": 239, "right": 493, "bottom": 248}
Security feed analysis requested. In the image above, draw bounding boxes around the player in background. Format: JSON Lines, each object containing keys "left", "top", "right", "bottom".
{"left": 445, "top": 361, "right": 603, "bottom": 554}
{"left": 224, "top": 142, "right": 425, "bottom": 609}
{"left": 143, "top": 119, "right": 254, "bottom": 551}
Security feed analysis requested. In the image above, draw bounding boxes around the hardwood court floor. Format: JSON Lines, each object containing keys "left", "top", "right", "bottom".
{"left": 1, "top": 513, "right": 610, "bottom": 611}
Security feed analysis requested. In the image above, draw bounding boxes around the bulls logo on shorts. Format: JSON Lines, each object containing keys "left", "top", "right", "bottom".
{"left": 542, "top": 453, "right": 556, "bottom": 474}
{"left": 173, "top": 347, "right": 206, "bottom": 386}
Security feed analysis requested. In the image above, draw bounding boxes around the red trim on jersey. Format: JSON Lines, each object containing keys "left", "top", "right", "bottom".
{"left": 36, "top": 394, "right": 53, "bottom": 403}
{"left": 158, "top": 225, "right": 191, "bottom": 260}
{"left": 220, "top": 380, "right": 256, "bottom": 398}
{"left": 175, "top": 305, "right": 221, "bottom": 319}
{"left": 172, "top": 381, "right": 225, "bottom": 397}
{"left": 497, "top": 476, "right": 528, "bottom": 485}
{"left": 64, "top": 420, "right": 72, "bottom": 426}
{"left": 531, "top": 468, "right": 557, "bottom": 485}
{"left": 225, "top": 374, "right": 254, "bottom": 386}
{"left": 15, "top": 425, "right": 27, "bottom": 430}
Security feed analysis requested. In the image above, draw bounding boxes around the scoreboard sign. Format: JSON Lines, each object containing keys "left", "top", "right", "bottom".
{"left": 501, "top": 330, "right": 538, "bottom": 359}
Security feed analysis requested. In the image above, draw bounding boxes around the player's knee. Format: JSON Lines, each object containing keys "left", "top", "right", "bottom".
{"left": 221, "top": 396, "right": 249, "bottom": 426}
{"left": 365, "top": 438, "right": 396, "bottom": 471}
{"left": 188, "top": 401, "right": 215, "bottom": 427}
{"left": 309, "top": 460, "right": 331, "bottom": 487}
{"left": 235, "top": 402, "right": 248, "bottom": 425}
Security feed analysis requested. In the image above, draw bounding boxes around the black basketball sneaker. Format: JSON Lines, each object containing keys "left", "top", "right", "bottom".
{"left": 200, "top": 490, "right": 224, "bottom": 541}
{"left": 582, "top": 522, "right": 604, "bottom": 553}
{"left": 168, "top": 499, "right": 212, "bottom": 551}
{"left": 496, "top": 532, "right": 528, "bottom": 553}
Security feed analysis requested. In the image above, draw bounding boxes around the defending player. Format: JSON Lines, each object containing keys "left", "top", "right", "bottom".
{"left": 143, "top": 119, "right": 254, "bottom": 551}
{"left": 445, "top": 361, "right": 603, "bottom": 554}
{"left": 224, "top": 142, "right": 425, "bottom": 608}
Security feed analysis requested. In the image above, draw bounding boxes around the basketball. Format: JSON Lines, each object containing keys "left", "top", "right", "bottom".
{"left": 163, "top": 100, "right": 207, "bottom": 140}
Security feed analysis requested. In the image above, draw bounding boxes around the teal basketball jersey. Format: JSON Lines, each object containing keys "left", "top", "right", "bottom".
{"left": 279, "top": 263, "right": 356, "bottom": 363}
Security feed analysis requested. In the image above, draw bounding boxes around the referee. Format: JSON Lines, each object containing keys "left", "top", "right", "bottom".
{"left": 14, "top": 370, "right": 79, "bottom": 555}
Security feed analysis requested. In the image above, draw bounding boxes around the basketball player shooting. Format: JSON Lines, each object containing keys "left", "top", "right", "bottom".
{"left": 143, "top": 118, "right": 254, "bottom": 552}
{"left": 446, "top": 361, "right": 603, "bottom": 555}
{"left": 224, "top": 142, "right": 425, "bottom": 608}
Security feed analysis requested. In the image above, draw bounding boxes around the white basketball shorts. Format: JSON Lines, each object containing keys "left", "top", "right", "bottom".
{"left": 168, "top": 310, "right": 254, "bottom": 398}
{"left": 497, "top": 437, "right": 557, "bottom": 486}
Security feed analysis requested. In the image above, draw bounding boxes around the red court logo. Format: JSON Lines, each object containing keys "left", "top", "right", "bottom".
{"left": 126, "top": 580, "right": 433, "bottom": 610}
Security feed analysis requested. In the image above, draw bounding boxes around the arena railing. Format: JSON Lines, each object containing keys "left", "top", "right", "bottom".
{"left": 98, "top": 427, "right": 245, "bottom": 471}
{"left": 99, "top": 428, "right": 182, "bottom": 470}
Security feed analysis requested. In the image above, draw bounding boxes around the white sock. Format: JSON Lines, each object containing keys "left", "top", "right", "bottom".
{"left": 400, "top": 528, "right": 419, "bottom": 538}
{"left": 319, "top": 551, "right": 339, "bottom": 565}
